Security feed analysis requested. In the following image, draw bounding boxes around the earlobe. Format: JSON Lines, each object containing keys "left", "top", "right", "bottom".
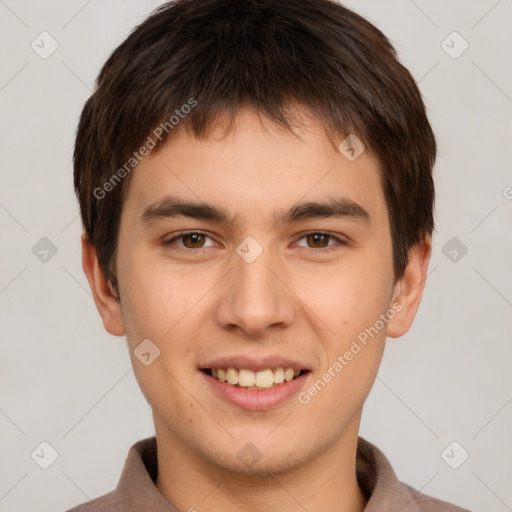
{"left": 81, "top": 232, "right": 126, "bottom": 336}
{"left": 386, "top": 235, "right": 432, "bottom": 339}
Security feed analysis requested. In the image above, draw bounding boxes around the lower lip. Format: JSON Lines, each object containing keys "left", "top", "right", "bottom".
{"left": 200, "top": 370, "right": 310, "bottom": 411}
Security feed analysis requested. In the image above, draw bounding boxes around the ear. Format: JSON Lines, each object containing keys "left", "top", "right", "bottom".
{"left": 81, "top": 232, "right": 126, "bottom": 336}
{"left": 386, "top": 234, "right": 432, "bottom": 338}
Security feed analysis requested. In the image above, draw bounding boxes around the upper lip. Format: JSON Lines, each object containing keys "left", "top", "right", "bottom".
{"left": 199, "top": 355, "right": 311, "bottom": 373}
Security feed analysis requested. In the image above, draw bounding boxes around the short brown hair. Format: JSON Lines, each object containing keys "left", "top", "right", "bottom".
{"left": 74, "top": 0, "right": 436, "bottom": 295}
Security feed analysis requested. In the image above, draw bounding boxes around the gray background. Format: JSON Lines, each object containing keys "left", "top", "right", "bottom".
{"left": 0, "top": 1, "right": 511, "bottom": 511}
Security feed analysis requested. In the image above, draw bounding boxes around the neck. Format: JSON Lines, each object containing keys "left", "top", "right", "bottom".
{"left": 154, "top": 420, "right": 367, "bottom": 512}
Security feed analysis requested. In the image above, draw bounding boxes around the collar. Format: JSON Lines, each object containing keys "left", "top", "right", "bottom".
{"left": 103, "top": 436, "right": 464, "bottom": 511}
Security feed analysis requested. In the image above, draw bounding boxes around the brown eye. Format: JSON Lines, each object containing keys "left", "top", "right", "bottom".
{"left": 295, "top": 231, "right": 347, "bottom": 252}
{"left": 306, "top": 233, "right": 330, "bottom": 248}
{"left": 164, "top": 231, "right": 216, "bottom": 250}
{"left": 181, "top": 233, "right": 206, "bottom": 248}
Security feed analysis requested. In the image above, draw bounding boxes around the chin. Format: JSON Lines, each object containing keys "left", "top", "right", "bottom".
{"left": 199, "top": 435, "right": 316, "bottom": 477}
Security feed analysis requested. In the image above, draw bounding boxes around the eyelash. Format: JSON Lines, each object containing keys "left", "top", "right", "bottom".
{"left": 163, "top": 231, "right": 348, "bottom": 253}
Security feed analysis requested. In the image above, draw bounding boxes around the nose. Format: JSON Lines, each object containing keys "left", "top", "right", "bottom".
{"left": 214, "top": 244, "right": 296, "bottom": 338}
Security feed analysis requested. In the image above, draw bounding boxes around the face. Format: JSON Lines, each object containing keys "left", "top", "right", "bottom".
{"left": 84, "top": 106, "right": 430, "bottom": 475}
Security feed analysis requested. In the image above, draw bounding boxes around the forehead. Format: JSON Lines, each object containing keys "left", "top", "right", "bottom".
{"left": 123, "top": 107, "right": 385, "bottom": 226}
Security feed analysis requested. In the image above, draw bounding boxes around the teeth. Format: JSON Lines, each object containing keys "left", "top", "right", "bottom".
{"left": 238, "top": 369, "right": 255, "bottom": 387}
{"left": 208, "top": 367, "right": 302, "bottom": 388}
{"left": 284, "top": 368, "right": 295, "bottom": 382}
{"left": 274, "top": 367, "right": 284, "bottom": 383}
{"left": 226, "top": 367, "right": 238, "bottom": 385}
{"left": 255, "top": 369, "right": 274, "bottom": 388}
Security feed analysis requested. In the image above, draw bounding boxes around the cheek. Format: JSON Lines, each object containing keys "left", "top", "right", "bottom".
{"left": 295, "top": 255, "right": 393, "bottom": 333}
{"left": 307, "top": 338, "right": 385, "bottom": 429}
{"left": 120, "top": 257, "right": 202, "bottom": 406}
{"left": 299, "top": 278, "right": 389, "bottom": 419}
{"left": 292, "top": 246, "right": 392, "bottom": 391}
{"left": 118, "top": 249, "right": 205, "bottom": 339}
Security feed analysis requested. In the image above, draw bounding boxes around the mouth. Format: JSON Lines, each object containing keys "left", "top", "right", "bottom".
{"left": 200, "top": 367, "right": 308, "bottom": 390}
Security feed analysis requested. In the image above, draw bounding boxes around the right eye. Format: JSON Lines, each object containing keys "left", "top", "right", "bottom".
{"left": 163, "top": 231, "right": 218, "bottom": 250}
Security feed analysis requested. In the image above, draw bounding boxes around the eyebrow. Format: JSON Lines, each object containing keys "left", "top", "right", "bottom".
{"left": 140, "top": 195, "right": 371, "bottom": 226}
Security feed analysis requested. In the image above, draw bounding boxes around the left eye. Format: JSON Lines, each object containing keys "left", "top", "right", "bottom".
{"left": 164, "top": 231, "right": 216, "bottom": 249}
{"left": 295, "top": 232, "right": 346, "bottom": 250}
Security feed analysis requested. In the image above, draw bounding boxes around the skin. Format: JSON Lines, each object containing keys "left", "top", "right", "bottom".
{"left": 83, "top": 106, "right": 431, "bottom": 511}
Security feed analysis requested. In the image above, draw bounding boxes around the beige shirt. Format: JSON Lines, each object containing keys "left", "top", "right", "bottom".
{"left": 67, "top": 436, "right": 470, "bottom": 511}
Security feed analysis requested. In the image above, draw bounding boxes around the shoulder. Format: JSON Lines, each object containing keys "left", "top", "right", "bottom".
{"left": 356, "top": 437, "right": 472, "bottom": 512}
{"left": 64, "top": 437, "right": 159, "bottom": 512}
{"left": 65, "top": 490, "right": 118, "bottom": 512}
{"left": 401, "top": 482, "right": 472, "bottom": 512}
{"left": 65, "top": 489, "right": 147, "bottom": 512}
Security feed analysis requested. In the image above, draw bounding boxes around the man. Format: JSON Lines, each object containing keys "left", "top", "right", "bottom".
{"left": 69, "top": 0, "right": 469, "bottom": 510}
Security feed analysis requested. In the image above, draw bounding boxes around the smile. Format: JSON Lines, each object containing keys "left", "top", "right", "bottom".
{"left": 202, "top": 367, "right": 306, "bottom": 390}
